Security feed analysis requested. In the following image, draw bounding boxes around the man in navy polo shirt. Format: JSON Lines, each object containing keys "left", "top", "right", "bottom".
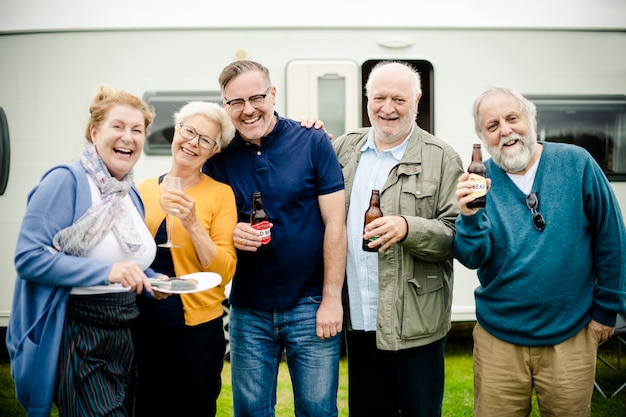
{"left": 203, "top": 60, "right": 346, "bottom": 416}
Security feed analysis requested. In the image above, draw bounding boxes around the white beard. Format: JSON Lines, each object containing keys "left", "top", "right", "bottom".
{"left": 486, "top": 133, "right": 537, "bottom": 173}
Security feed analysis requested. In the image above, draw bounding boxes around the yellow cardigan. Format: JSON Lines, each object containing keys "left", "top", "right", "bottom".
{"left": 137, "top": 174, "right": 237, "bottom": 326}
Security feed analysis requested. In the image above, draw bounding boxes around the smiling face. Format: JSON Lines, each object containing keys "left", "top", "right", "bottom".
{"left": 172, "top": 114, "right": 221, "bottom": 170}
{"left": 89, "top": 104, "right": 146, "bottom": 180}
{"left": 366, "top": 63, "right": 421, "bottom": 149}
{"left": 222, "top": 70, "right": 276, "bottom": 145}
{"left": 477, "top": 91, "right": 537, "bottom": 174}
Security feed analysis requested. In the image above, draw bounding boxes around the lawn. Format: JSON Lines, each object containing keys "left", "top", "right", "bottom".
{"left": 2, "top": 322, "right": 626, "bottom": 416}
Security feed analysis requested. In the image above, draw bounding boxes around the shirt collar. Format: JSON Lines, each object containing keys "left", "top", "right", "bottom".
{"left": 360, "top": 126, "right": 413, "bottom": 160}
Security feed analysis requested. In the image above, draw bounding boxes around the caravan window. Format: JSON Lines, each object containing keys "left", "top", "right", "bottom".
{"left": 143, "top": 91, "right": 222, "bottom": 155}
{"left": 286, "top": 60, "right": 360, "bottom": 138}
{"left": 528, "top": 95, "right": 626, "bottom": 181}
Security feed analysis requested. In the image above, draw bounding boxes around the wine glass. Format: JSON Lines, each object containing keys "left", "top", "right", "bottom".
{"left": 158, "top": 176, "right": 183, "bottom": 248}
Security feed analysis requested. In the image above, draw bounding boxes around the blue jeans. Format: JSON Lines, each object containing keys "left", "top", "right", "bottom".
{"left": 230, "top": 296, "right": 341, "bottom": 417}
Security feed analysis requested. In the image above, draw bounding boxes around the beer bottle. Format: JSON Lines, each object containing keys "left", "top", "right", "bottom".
{"left": 466, "top": 144, "right": 487, "bottom": 209}
{"left": 362, "top": 189, "right": 383, "bottom": 252}
{"left": 250, "top": 191, "right": 271, "bottom": 251}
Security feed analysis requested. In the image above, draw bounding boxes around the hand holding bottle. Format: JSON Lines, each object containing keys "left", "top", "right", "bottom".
{"left": 250, "top": 191, "right": 272, "bottom": 252}
{"left": 362, "top": 189, "right": 383, "bottom": 252}
{"left": 466, "top": 144, "right": 488, "bottom": 209}
{"left": 233, "top": 221, "right": 274, "bottom": 252}
{"left": 456, "top": 172, "right": 492, "bottom": 215}
{"left": 361, "top": 189, "right": 408, "bottom": 252}
{"left": 232, "top": 192, "right": 273, "bottom": 253}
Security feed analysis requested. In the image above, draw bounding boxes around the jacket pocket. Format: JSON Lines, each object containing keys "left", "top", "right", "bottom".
{"left": 400, "top": 268, "right": 445, "bottom": 339}
{"left": 400, "top": 180, "right": 438, "bottom": 219}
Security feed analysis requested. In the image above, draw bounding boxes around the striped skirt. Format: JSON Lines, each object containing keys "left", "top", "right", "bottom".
{"left": 55, "top": 292, "right": 139, "bottom": 417}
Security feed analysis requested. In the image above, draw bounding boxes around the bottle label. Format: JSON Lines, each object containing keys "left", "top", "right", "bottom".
{"left": 252, "top": 221, "right": 272, "bottom": 244}
{"left": 468, "top": 173, "right": 487, "bottom": 198}
{"left": 366, "top": 234, "right": 380, "bottom": 243}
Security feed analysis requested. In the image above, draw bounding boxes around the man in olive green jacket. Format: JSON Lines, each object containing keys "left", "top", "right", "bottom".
{"left": 332, "top": 61, "right": 463, "bottom": 417}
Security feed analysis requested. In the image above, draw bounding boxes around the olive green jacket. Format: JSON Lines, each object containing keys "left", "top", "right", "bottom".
{"left": 333, "top": 124, "right": 463, "bottom": 351}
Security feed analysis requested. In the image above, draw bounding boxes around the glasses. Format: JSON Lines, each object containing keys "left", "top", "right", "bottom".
{"left": 224, "top": 88, "right": 271, "bottom": 112}
{"left": 525, "top": 193, "right": 546, "bottom": 231}
{"left": 178, "top": 124, "right": 216, "bottom": 150}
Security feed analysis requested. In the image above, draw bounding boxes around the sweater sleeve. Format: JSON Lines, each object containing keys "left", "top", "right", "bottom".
{"left": 583, "top": 159, "right": 626, "bottom": 325}
{"left": 14, "top": 166, "right": 112, "bottom": 288}
{"left": 142, "top": 177, "right": 237, "bottom": 285}
{"left": 453, "top": 211, "right": 493, "bottom": 271}
{"left": 172, "top": 179, "right": 238, "bottom": 326}
{"left": 194, "top": 181, "right": 237, "bottom": 284}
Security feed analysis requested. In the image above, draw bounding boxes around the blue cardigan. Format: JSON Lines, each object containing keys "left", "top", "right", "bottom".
{"left": 5, "top": 162, "right": 155, "bottom": 417}
{"left": 454, "top": 142, "right": 626, "bottom": 346}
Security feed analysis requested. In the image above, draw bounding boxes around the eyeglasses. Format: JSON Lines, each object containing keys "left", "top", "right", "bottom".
{"left": 525, "top": 193, "right": 546, "bottom": 231}
{"left": 224, "top": 88, "right": 271, "bottom": 112}
{"left": 178, "top": 124, "right": 216, "bottom": 150}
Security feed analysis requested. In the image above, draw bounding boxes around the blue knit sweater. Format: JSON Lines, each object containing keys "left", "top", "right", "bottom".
{"left": 454, "top": 142, "right": 626, "bottom": 346}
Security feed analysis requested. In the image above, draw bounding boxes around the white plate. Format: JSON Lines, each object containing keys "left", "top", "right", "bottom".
{"left": 152, "top": 272, "right": 221, "bottom": 294}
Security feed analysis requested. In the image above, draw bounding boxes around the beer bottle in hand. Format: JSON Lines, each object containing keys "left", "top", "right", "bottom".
{"left": 362, "top": 189, "right": 383, "bottom": 252}
{"left": 467, "top": 144, "right": 487, "bottom": 209}
{"left": 251, "top": 191, "right": 271, "bottom": 251}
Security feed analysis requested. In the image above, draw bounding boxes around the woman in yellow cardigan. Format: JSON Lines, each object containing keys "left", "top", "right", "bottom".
{"left": 134, "top": 101, "right": 237, "bottom": 417}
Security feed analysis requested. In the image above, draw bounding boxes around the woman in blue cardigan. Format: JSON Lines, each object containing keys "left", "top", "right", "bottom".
{"left": 6, "top": 85, "right": 166, "bottom": 417}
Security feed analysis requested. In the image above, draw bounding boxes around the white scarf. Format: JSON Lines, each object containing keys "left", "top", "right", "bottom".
{"left": 52, "top": 143, "right": 144, "bottom": 257}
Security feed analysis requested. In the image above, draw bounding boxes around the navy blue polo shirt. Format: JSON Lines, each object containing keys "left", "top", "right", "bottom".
{"left": 203, "top": 113, "right": 344, "bottom": 309}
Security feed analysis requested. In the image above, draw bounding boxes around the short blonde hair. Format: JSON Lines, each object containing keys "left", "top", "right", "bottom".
{"left": 173, "top": 101, "right": 235, "bottom": 152}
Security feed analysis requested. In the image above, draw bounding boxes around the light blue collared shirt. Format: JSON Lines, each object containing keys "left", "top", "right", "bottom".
{"left": 346, "top": 128, "right": 410, "bottom": 330}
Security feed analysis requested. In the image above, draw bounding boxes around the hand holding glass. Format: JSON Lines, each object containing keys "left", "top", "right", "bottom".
{"left": 159, "top": 176, "right": 183, "bottom": 248}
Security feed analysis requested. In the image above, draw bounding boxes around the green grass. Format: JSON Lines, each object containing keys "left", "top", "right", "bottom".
{"left": 2, "top": 322, "right": 626, "bottom": 416}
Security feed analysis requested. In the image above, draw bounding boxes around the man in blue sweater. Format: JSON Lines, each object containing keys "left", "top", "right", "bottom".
{"left": 454, "top": 86, "right": 626, "bottom": 416}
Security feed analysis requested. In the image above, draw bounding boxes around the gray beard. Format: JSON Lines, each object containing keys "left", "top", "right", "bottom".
{"left": 487, "top": 137, "right": 536, "bottom": 174}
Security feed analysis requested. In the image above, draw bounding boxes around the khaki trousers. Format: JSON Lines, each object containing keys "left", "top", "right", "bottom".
{"left": 473, "top": 322, "right": 598, "bottom": 417}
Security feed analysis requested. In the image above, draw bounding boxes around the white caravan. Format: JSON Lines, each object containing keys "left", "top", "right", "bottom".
{"left": 0, "top": 0, "right": 625, "bottom": 327}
